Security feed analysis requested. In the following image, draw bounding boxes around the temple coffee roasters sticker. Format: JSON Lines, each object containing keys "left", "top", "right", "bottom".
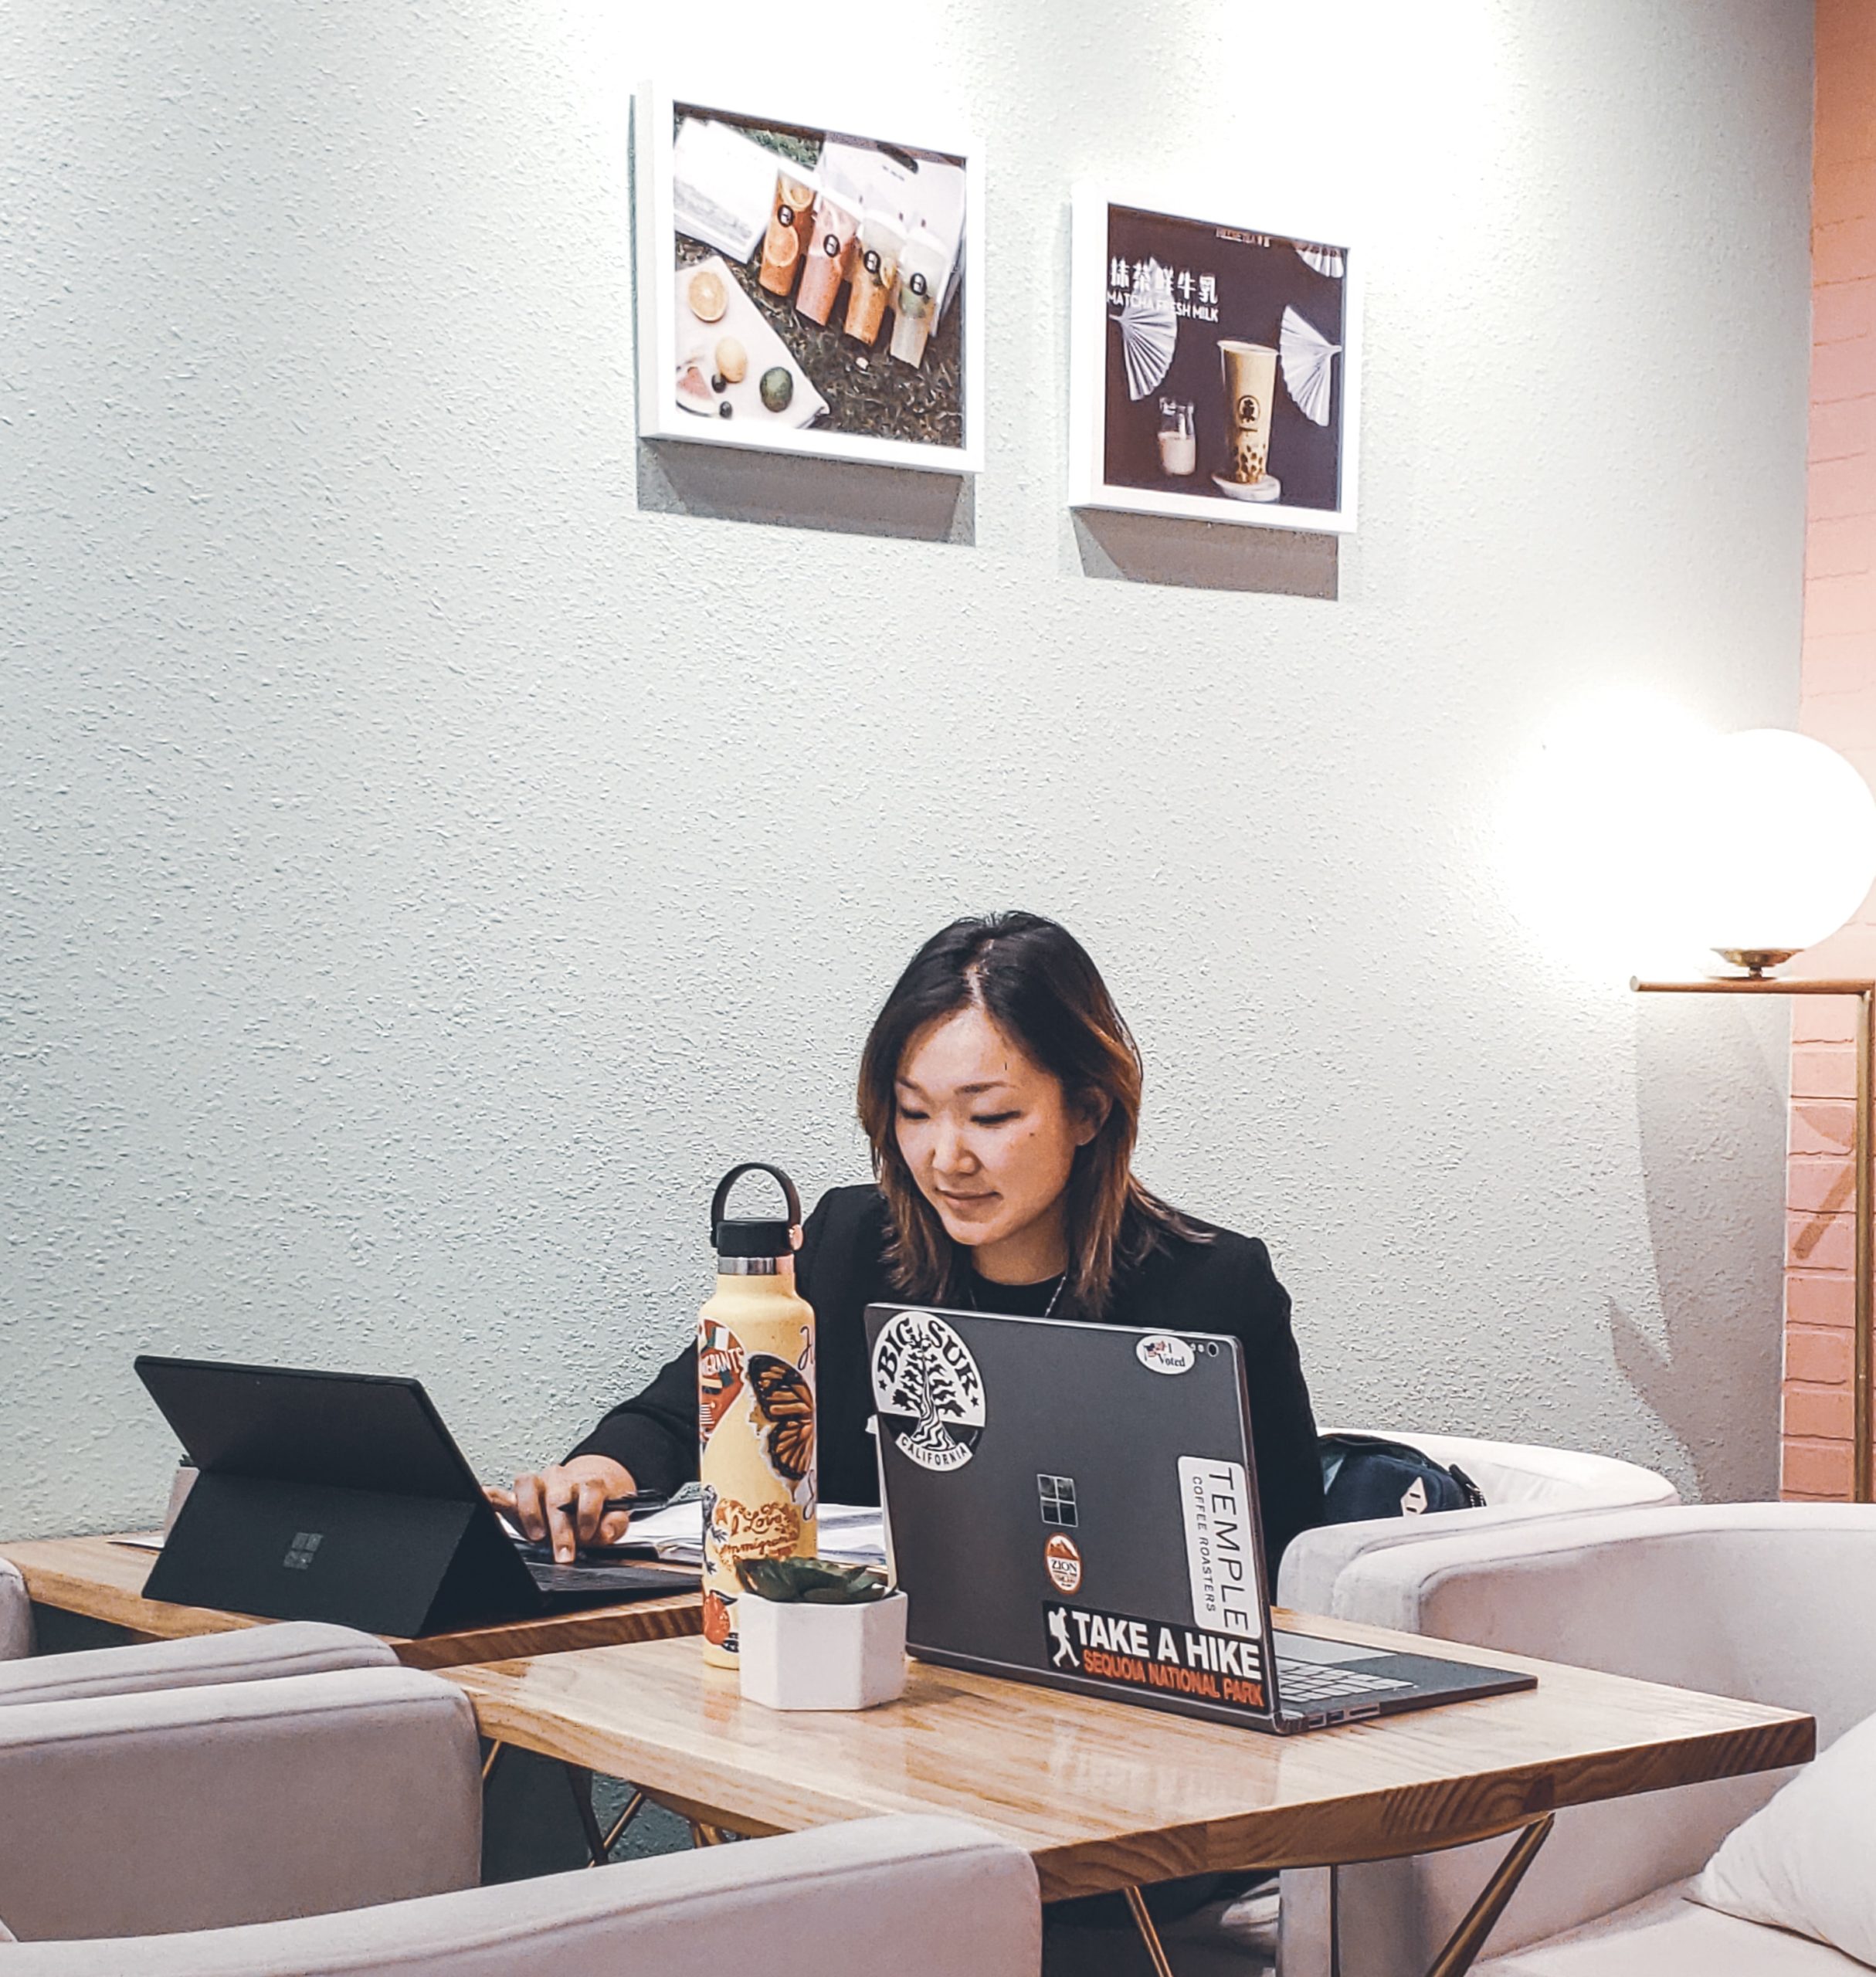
{"left": 870, "top": 1310, "right": 987, "bottom": 1473}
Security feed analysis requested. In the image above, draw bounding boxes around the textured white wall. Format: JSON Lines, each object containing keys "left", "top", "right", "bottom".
{"left": 2, "top": 0, "right": 1810, "bottom": 1535}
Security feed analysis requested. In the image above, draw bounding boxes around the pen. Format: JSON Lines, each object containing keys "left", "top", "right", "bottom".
{"left": 550, "top": 1492, "right": 665, "bottom": 1517}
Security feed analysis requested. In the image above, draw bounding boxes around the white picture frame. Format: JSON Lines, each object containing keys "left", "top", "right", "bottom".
{"left": 1069, "top": 188, "right": 1361, "bottom": 534}
{"left": 634, "top": 85, "right": 985, "bottom": 476}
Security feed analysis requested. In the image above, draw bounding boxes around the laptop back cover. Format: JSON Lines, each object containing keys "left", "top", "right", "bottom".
{"left": 867, "top": 1305, "right": 1282, "bottom": 1726}
{"left": 137, "top": 1355, "right": 539, "bottom": 1636}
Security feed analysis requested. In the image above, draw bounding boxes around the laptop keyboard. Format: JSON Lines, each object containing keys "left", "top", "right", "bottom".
{"left": 1274, "top": 1657, "right": 1412, "bottom": 1703}
{"left": 517, "top": 1549, "right": 697, "bottom": 1599}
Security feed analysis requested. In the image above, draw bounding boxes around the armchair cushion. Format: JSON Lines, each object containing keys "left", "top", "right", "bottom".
{"left": 0, "top": 1666, "right": 480, "bottom": 1942}
{"left": 1479, "top": 1880, "right": 1865, "bottom": 1975}
{"left": 1691, "top": 1705, "right": 1876, "bottom": 1967}
{"left": 0, "top": 1813, "right": 1040, "bottom": 1977}
{"left": 0, "top": 1623, "right": 395, "bottom": 1708}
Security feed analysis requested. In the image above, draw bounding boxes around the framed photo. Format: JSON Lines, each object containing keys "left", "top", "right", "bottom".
{"left": 634, "top": 86, "right": 984, "bottom": 475}
{"left": 1069, "top": 190, "right": 1361, "bottom": 534}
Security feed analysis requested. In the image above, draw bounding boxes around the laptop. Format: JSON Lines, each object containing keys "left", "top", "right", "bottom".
{"left": 863, "top": 1305, "right": 1535, "bottom": 1734}
{"left": 135, "top": 1355, "right": 696, "bottom": 1638}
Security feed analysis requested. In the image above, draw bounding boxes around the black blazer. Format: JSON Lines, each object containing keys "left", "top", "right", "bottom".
{"left": 570, "top": 1183, "right": 1325, "bottom": 1568}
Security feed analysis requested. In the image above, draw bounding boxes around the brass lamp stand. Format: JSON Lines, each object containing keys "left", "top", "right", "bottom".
{"left": 1631, "top": 968, "right": 1875, "bottom": 1502}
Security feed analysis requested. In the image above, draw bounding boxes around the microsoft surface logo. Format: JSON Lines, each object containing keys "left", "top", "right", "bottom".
{"left": 283, "top": 1531, "right": 324, "bottom": 1571}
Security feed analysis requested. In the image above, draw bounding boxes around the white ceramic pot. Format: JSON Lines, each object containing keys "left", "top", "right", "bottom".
{"left": 737, "top": 1591, "right": 909, "bottom": 1711}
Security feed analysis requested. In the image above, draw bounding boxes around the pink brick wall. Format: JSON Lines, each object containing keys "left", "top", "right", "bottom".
{"left": 1785, "top": 0, "right": 1876, "bottom": 1501}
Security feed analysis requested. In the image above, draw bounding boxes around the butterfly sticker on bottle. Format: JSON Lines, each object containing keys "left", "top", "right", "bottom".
{"left": 748, "top": 1351, "right": 816, "bottom": 1509}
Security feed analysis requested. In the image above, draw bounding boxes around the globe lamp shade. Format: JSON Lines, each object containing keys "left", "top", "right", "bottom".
{"left": 1681, "top": 729, "right": 1876, "bottom": 973}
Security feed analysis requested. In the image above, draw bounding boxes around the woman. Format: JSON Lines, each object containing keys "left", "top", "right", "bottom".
{"left": 497, "top": 911, "right": 1324, "bottom": 1575}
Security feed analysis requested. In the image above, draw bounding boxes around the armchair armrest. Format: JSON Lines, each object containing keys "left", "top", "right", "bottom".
{"left": 0, "top": 1622, "right": 395, "bottom": 1708}
{"left": 0, "top": 1666, "right": 480, "bottom": 1943}
{"left": 0, "top": 1562, "right": 28, "bottom": 1663}
{"left": 0, "top": 1813, "right": 1041, "bottom": 1977}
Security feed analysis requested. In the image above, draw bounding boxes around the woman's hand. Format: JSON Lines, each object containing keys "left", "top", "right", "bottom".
{"left": 485, "top": 1454, "right": 637, "bottom": 1563}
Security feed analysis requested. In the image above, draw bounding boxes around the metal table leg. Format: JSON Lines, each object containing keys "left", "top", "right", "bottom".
{"left": 1276, "top": 1816, "right": 1554, "bottom": 1977}
{"left": 567, "top": 1762, "right": 610, "bottom": 1866}
{"left": 1123, "top": 1885, "right": 1179, "bottom": 1977}
{"left": 589, "top": 1786, "right": 649, "bottom": 1867}
{"left": 1423, "top": 1816, "right": 1554, "bottom": 1977}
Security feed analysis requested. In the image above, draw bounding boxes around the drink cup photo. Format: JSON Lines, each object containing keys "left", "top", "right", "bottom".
{"left": 758, "top": 167, "right": 817, "bottom": 298}
{"left": 888, "top": 227, "right": 948, "bottom": 368}
{"left": 1218, "top": 340, "right": 1278, "bottom": 485}
{"left": 844, "top": 209, "right": 906, "bottom": 345}
{"left": 796, "top": 187, "right": 858, "bottom": 325}
{"left": 1157, "top": 398, "right": 1196, "bottom": 476}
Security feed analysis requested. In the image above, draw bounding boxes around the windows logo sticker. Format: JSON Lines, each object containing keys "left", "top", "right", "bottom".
{"left": 1038, "top": 1474, "right": 1077, "bottom": 1528}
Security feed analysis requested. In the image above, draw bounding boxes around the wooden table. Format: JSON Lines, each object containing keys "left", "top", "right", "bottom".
{"left": 0, "top": 1534, "right": 703, "bottom": 1671}
{"left": 449, "top": 1613, "right": 1812, "bottom": 1974}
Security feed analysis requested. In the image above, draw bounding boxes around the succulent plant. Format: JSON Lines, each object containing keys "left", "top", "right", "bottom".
{"left": 734, "top": 1557, "right": 890, "bottom": 1604}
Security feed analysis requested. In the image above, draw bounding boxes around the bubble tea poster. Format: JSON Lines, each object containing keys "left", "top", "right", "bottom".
{"left": 1069, "top": 193, "right": 1360, "bottom": 534}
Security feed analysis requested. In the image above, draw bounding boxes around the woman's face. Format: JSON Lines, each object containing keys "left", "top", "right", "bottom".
{"left": 894, "top": 1004, "right": 1097, "bottom": 1280}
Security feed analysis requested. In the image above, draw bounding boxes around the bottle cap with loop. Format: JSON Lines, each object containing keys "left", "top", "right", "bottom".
{"left": 711, "top": 1161, "right": 804, "bottom": 1263}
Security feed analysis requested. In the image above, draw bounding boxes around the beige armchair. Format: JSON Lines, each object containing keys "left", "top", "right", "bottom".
{"left": 0, "top": 1657, "right": 1040, "bottom": 1976}
{"left": 1279, "top": 1504, "right": 1876, "bottom": 1976}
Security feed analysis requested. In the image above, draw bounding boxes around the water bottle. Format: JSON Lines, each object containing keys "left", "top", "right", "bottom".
{"left": 698, "top": 1162, "right": 818, "bottom": 1667}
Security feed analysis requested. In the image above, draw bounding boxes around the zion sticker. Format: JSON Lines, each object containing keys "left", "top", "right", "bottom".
{"left": 1043, "top": 1601, "right": 1265, "bottom": 1711}
{"left": 1044, "top": 1533, "right": 1082, "bottom": 1594}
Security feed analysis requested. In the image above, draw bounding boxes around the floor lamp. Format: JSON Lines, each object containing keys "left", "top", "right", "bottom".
{"left": 1629, "top": 972, "right": 1874, "bottom": 1504}
{"left": 1626, "top": 727, "right": 1876, "bottom": 1505}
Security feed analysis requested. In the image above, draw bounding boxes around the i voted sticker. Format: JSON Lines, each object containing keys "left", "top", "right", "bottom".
{"left": 1136, "top": 1334, "right": 1196, "bottom": 1375}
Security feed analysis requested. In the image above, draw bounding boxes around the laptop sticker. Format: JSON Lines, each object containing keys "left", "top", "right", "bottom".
{"left": 870, "top": 1310, "right": 987, "bottom": 1473}
{"left": 1037, "top": 1473, "right": 1078, "bottom": 1526}
{"left": 1043, "top": 1601, "right": 1265, "bottom": 1709}
{"left": 1044, "top": 1532, "right": 1083, "bottom": 1594}
{"left": 1136, "top": 1334, "right": 1196, "bottom": 1375}
{"left": 1178, "top": 1456, "right": 1260, "bottom": 1640}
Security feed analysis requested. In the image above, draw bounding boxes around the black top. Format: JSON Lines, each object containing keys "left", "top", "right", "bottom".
{"left": 570, "top": 1184, "right": 1325, "bottom": 1568}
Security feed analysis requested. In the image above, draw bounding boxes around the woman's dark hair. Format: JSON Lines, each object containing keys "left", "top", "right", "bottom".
{"left": 857, "top": 913, "right": 1203, "bottom": 1314}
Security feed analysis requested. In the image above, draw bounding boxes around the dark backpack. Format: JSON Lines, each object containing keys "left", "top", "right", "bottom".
{"left": 1318, "top": 1433, "right": 1487, "bottom": 1524}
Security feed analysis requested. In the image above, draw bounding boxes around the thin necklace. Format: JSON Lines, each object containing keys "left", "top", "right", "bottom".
{"left": 966, "top": 1268, "right": 1067, "bottom": 1320}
